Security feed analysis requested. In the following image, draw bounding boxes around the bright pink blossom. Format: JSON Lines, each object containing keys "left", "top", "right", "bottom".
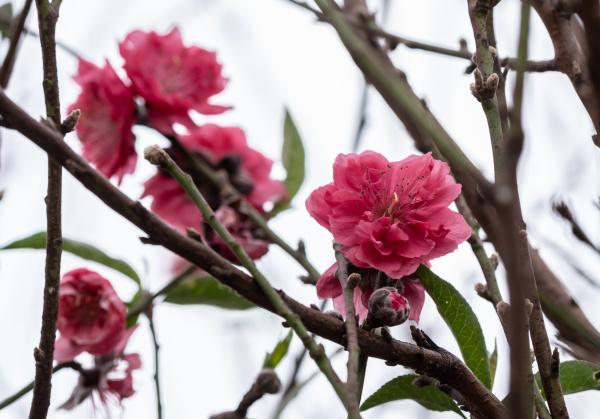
{"left": 60, "top": 327, "right": 141, "bottom": 411}
{"left": 317, "top": 264, "right": 425, "bottom": 324}
{"left": 179, "top": 124, "right": 287, "bottom": 209}
{"left": 55, "top": 268, "right": 126, "bottom": 362}
{"left": 68, "top": 59, "right": 137, "bottom": 182}
{"left": 142, "top": 171, "right": 202, "bottom": 231}
{"left": 306, "top": 151, "right": 471, "bottom": 279}
{"left": 119, "top": 28, "right": 229, "bottom": 133}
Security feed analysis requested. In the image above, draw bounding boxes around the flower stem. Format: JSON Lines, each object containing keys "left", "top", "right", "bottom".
{"left": 147, "top": 313, "right": 164, "bottom": 419}
{"left": 0, "top": 362, "right": 81, "bottom": 411}
{"left": 144, "top": 146, "right": 357, "bottom": 417}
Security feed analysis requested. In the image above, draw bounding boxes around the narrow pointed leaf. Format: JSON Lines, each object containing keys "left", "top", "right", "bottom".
{"left": 263, "top": 330, "right": 293, "bottom": 369}
{"left": 489, "top": 340, "right": 498, "bottom": 387}
{"left": 0, "top": 3, "right": 13, "bottom": 38}
{"left": 164, "top": 275, "right": 254, "bottom": 310}
{"left": 360, "top": 374, "right": 466, "bottom": 417}
{"left": 1, "top": 231, "right": 140, "bottom": 284}
{"left": 271, "top": 110, "right": 305, "bottom": 215}
{"left": 535, "top": 360, "right": 600, "bottom": 397}
{"left": 416, "top": 265, "right": 492, "bottom": 389}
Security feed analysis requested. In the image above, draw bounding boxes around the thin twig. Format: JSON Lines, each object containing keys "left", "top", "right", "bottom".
{"left": 211, "top": 370, "right": 281, "bottom": 419}
{"left": 29, "top": 1, "right": 63, "bottom": 418}
{"left": 143, "top": 146, "right": 358, "bottom": 418}
{"left": 455, "top": 195, "right": 502, "bottom": 306}
{"left": 497, "top": 2, "right": 570, "bottom": 418}
{"left": 0, "top": 0, "right": 34, "bottom": 87}
{"left": 467, "top": 0, "right": 505, "bottom": 178}
{"left": 0, "top": 362, "right": 81, "bottom": 410}
{"left": 271, "top": 300, "right": 327, "bottom": 419}
{"left": 284, "top": 0, "right": 557, "bottom": 73}
{"left": 147, "top": 313, "right": 164, "bottom": 419}
{"left": 533, "top": 382, "right": 552, "bottom": 419}
{"left": 127, "top": 265, "right": 196, "bottom": 320}
{"left": 334, "top": 244, "right": 361, "bottom": 417}
{"left": 271, "top": 348, "right": 343, "bottom": 419}
{"left": 0, "top": 92, "right": 507, "bottom": 418}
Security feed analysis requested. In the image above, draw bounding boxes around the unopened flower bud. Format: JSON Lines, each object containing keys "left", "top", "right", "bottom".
{"left": 61, "top": 109, "right": 81, "bottom": 134}
{"left": 368, "top": 287, "right": 410, "bottom": 327}
{"left": 256, "top": 369, "right": 281, "bottom": 394}
{"left": 144, "top": 145, "right": 169, "bottom": 167}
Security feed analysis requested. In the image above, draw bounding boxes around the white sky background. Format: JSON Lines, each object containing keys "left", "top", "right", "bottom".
{"left": 0, "top": 0, "right": 599, "bottom": 418}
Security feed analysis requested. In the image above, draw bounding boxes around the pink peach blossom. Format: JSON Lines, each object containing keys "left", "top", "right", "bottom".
{"left": 55, "top": 268, "right": 126, "bottom": 362}
{"left": 119, "top": 28, "right": 229, "bottom": 134}
{"left": 60, "top": 327, "right": 141, "bottom": 412}
{"left": 68, "top": 59, "right": 137, "bottom": 182}
{"left": 306, "top": 151, "right": 471, "bottom": 279}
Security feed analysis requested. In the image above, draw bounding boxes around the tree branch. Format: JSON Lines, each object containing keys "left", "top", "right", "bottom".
{"left": 144, "top": 145, "right": 358, "bottom": 417}
{"left": 147, "top": 312, "right": 163, "bottom": 419}
{"left": 29, "top": 1, "right": 63, "bottom": 418}
{"left": 0, "top": 0, "right": 34, "bottom": 87}
{"left": 497, "top": 2, "right": 569, "bottom": 417}
{"left": 0, "top": 89, "right": 507, "bottom": 419}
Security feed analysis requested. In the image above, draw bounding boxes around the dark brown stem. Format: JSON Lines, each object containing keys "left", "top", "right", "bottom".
{"left": 0, "top": 90, "right": 507, "bottom": 419}
{"left": 29, "top": 1, "right": 63, "bottom": 418}
{"left": 0, "top": 0, "right": 34, "bottom": 87}
{"left": 147, "top": 312, "right": 164, "bottom": 419}
{"left": 498, "top": 3, "right": 569, "bottom": 418}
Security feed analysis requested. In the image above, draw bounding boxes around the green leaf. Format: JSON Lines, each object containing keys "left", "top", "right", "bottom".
{"left": 1, "top": 231, "right": 140, "bottom": 284}
{"left": 536, "top": 360, "right": 600, "bottom": 397}
{"left": 489, "top": 340, "right": 498, "bottom": 387}
{"left": 126, "top": 289, "right": 144, "bottom": 328}
{"left": 416, "top": 265, "right": 492, "bottom": 389}
{"left": 360, "top": 374, "right": 466, "bottom": 417}
{"left": 0, "top": 3, "right": 13, "bottom": 39}
{"left": 271, "top": 110, "right": 305, "bottom": 215}
{"left": 164, "top": 275, "right": 254, "bottom": 310}
{"left": 262, "top": 330, "right": 293, "bottom": 369}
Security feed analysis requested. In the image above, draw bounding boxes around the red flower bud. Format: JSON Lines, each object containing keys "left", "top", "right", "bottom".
{"left": 368, "top": 287, "right": 411, "bottom": 327}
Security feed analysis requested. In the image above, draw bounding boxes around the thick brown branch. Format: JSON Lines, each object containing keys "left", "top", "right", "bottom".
{"left": 0, "top": 90, "right": 507, "bottom": 419}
